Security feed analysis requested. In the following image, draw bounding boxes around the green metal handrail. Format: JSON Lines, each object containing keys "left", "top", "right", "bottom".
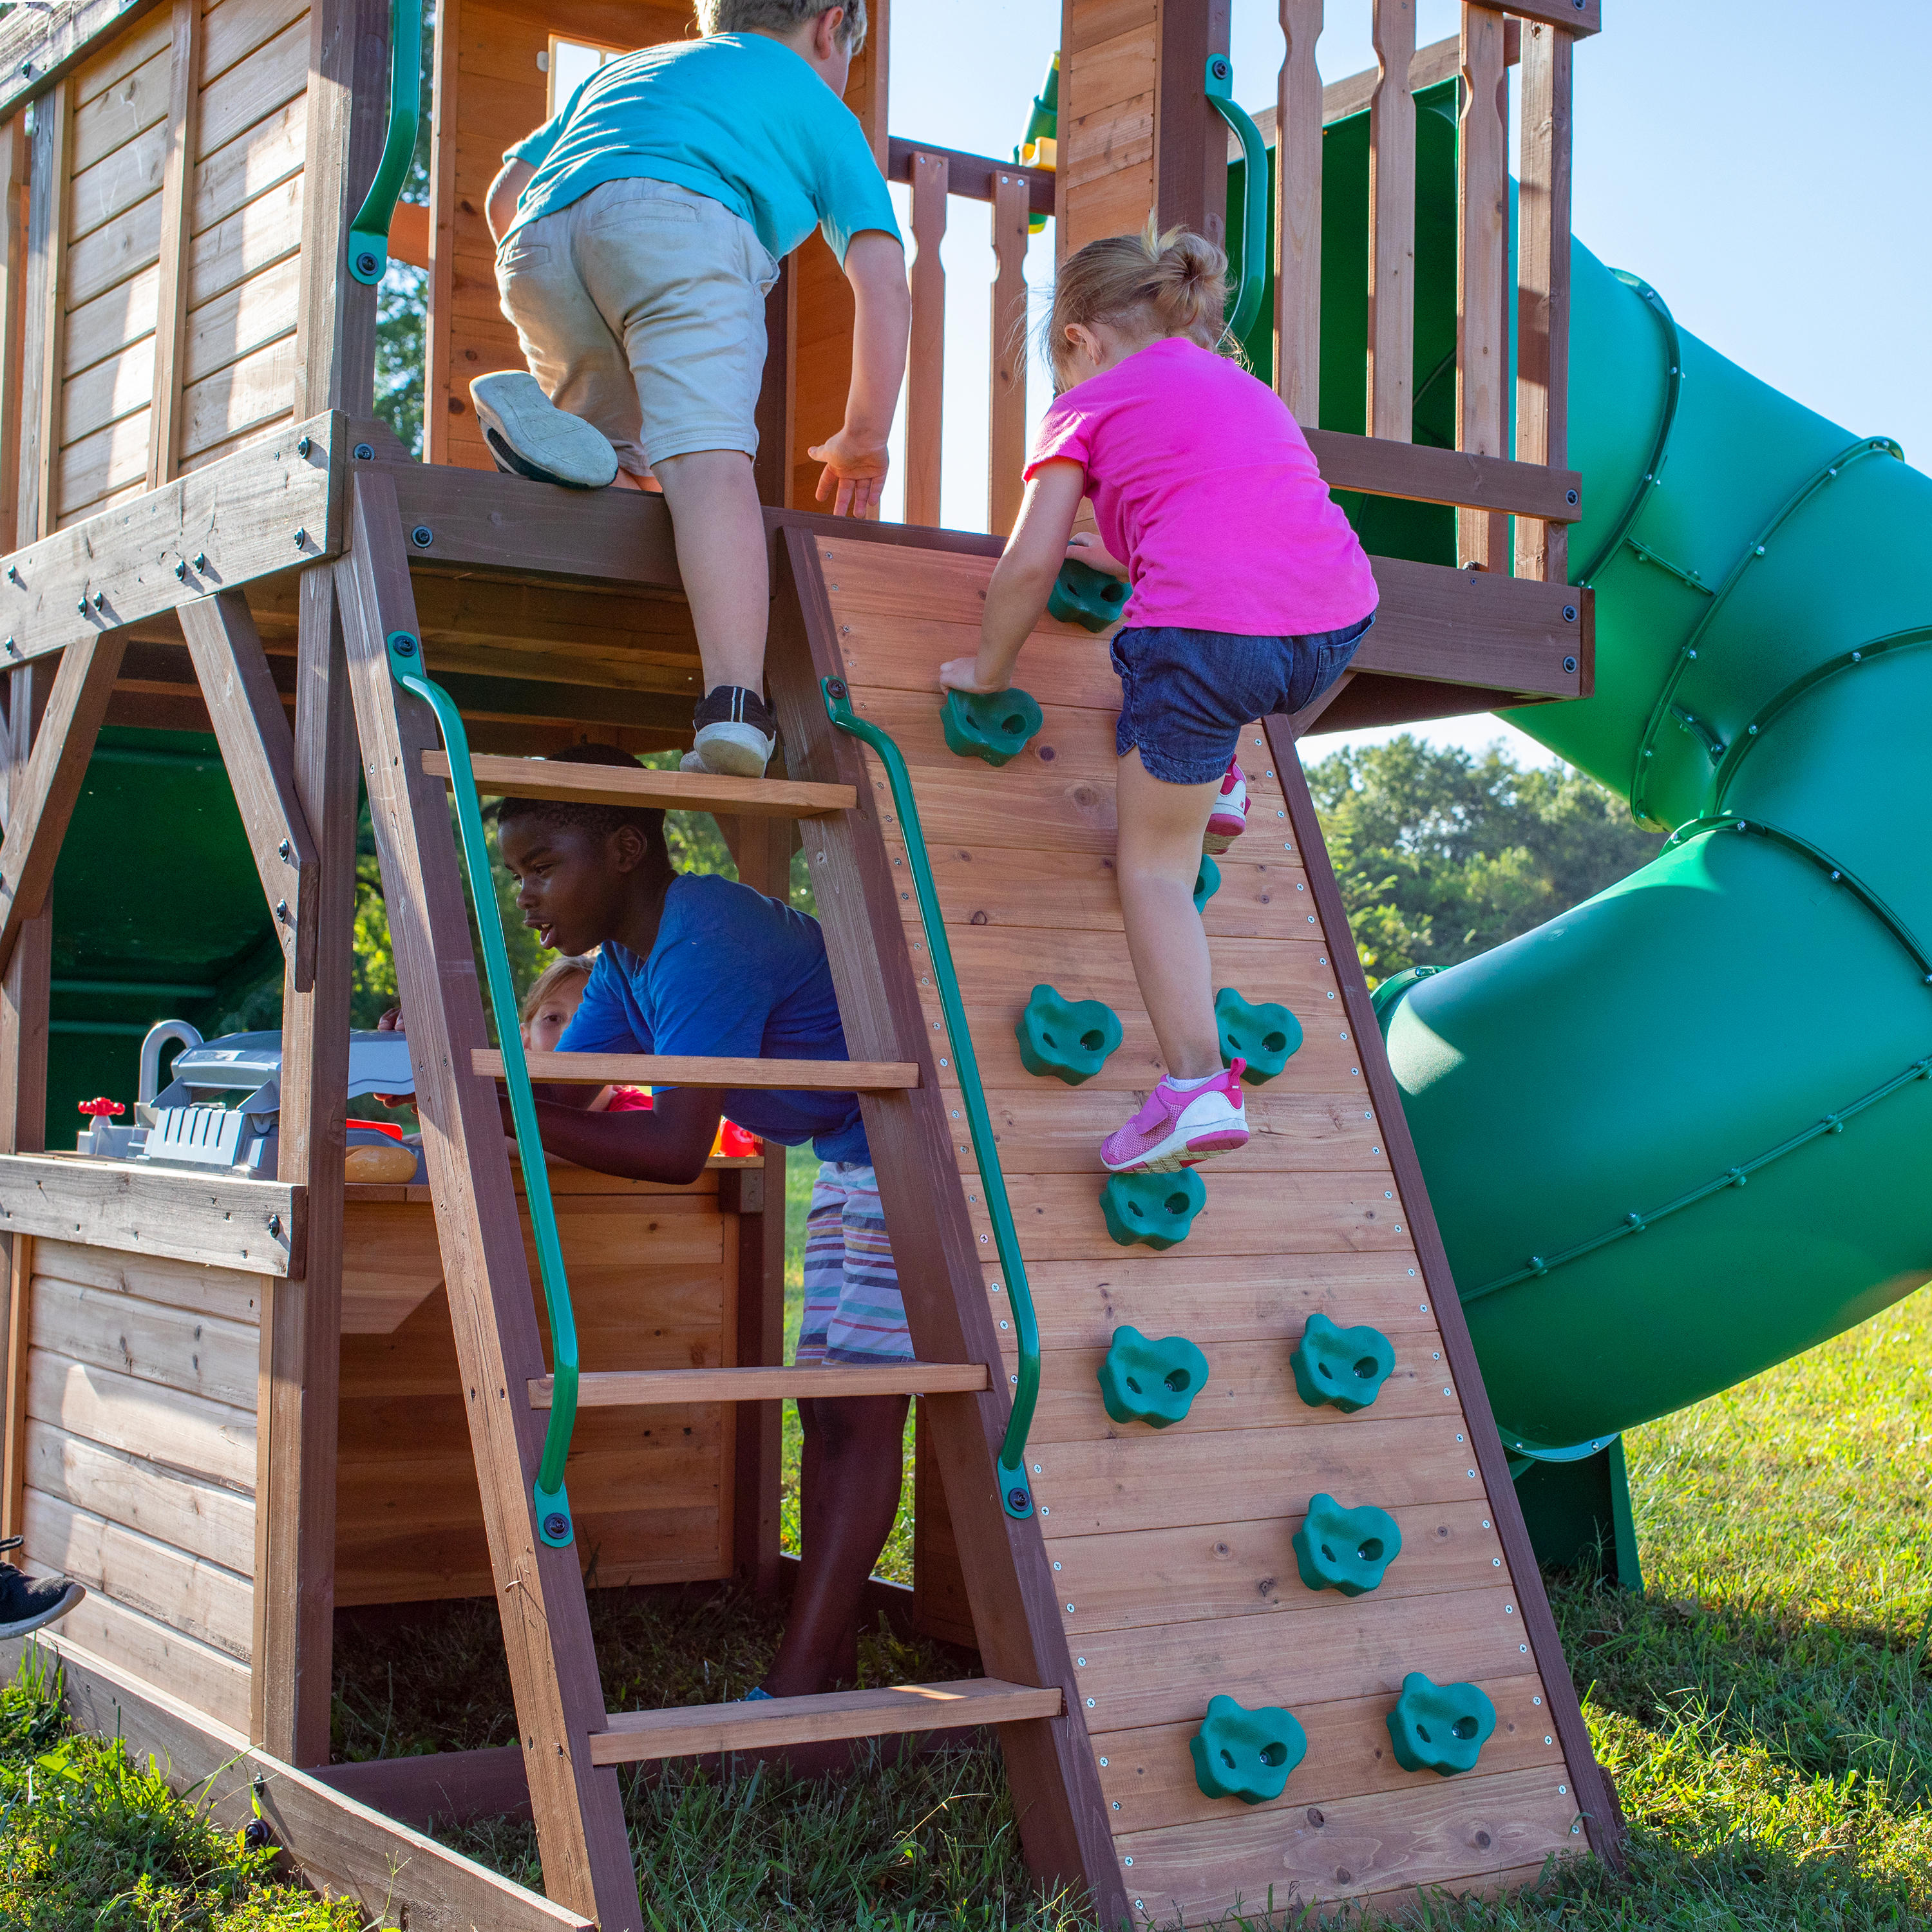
{"left": 347, "top": 0, "right": 424, "bottom": 286}
{"left": 386, "top": 630, "right": 581, "bottom": 1548}
{"left": 822, "top": 677, "right": 1041, "bottom": 1520}
{"left": 1205, "top": 55, "right": 1267, "bottom": 346}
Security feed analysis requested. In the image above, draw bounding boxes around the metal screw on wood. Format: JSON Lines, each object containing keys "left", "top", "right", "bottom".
{"left": 1563, "top": 655, "right": 1578, "bottom": 673}
{"left": 5, "top": 565, "right": 17, "bottom": 582}
{"left": 175, "top": 561, "right": 190, "bottom": 580}
{"left": 411, "top": 526, "right": 433, "bottom": 547}
{"left": 278, "top": 840, "right": 292, "bottom": 860}
{"left": 267, "top": 1214, "right": 283, "bottom": 1236}
{"left": 194, "top": 554, "right": 207, "bottom": 571}
{"left": 1566, "top": 488, "right": 1579, "bottom": 504}
{"left": 93, "top": 593, "right": 104, "bottom": 611}
{"left": 293, "top": 528, "right": 307, "bottom": 548}
{"left": 77, "top": 598, "right": 88, "bottom": 615}
{"left": 275, "top": 899, "right": 290, "bottom": 922}
{"left": 1562, "top": 604, "right": 1578, "bottom": 621}
{"left": 354, "top": 444, "right": 375, "bottom": 461}
{"left": 297, "top": 436, "right": 312, "bottom": 457}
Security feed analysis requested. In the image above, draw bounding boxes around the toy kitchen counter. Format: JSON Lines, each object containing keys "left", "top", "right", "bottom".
{"left": 0, "top": 1026, "right": 781, "bottom": 1689}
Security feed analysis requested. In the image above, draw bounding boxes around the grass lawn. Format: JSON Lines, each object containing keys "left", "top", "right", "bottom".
{"left": 5, "top": 1185, "right": 1927, "bottom": 1926}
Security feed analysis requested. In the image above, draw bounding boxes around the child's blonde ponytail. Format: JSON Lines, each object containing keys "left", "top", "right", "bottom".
{"left": 1043, "top": 216, "right": 1231, "bottom": 390}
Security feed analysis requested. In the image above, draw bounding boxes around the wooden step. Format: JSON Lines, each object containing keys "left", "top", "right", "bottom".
{"left": 589, "top": 1680, "right": 1063, "bottom": 1766}
{"left": 474, "top": 1049, "right": 919, "bottom": 1091}
{"left": 531, "top": 1361, "right": 992, "bottom": 1409}
{"left": 422, "top": 750, "right": 853, "bottom": 819}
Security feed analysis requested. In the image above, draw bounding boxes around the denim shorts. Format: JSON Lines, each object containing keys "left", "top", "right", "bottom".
{"left": 1110, "top": 613, "right": 1375, "bottom": 783}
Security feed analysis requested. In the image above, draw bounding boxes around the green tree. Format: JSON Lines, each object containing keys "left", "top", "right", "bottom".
{"left": 1305, "top": 735, "right": 1664, "bottom": 984}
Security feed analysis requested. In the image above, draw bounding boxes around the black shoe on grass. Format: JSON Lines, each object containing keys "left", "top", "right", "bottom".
{"left": 0, "top": 1538, "right": 84, "bottom": 1640}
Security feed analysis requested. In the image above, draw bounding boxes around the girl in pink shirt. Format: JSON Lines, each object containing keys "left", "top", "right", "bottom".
{"left": 940, "top": 223, "right": 1376, "bottom": 1173}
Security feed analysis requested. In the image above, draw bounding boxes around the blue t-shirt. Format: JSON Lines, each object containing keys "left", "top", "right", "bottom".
{"left": 504, "top": 33, "right": 900, "bottom": 264}
{"left": 557, "top": 873, "right": 868, "bottom": 1164}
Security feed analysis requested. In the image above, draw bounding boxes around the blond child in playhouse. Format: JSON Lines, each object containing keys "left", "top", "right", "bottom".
{"left": 477, "top": 0, "right": 911, "bottom": 781}
{"left": 940, "top": 222, "right": 1378, "bottom": 1172}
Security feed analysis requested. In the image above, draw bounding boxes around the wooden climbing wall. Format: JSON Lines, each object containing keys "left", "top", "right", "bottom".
{"left": 796, "top": 533, "right": 1608, "bottom": 1920}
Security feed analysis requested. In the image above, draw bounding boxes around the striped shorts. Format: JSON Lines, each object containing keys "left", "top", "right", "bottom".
{"left": 797, "top": 1162, "right": 912, "bottom": 1366}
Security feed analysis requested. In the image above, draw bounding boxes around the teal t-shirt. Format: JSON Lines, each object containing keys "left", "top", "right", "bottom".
{"left": 503, "top": 33, "right": 900, "bottom": 264}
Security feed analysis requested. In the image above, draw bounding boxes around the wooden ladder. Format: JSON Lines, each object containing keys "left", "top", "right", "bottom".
{"left": 329, "top": 472, "right": 1102, "bottom": 1929}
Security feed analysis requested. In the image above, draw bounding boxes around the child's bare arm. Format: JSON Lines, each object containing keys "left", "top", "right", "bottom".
{"left": 809, "top": 231, "right": 911, "bottom": 519}
{"left": 940, "top": 462, "right": 1087, "bottom": 693}
{"left": 486, "top": 158, "right": 536, "bottom": 246}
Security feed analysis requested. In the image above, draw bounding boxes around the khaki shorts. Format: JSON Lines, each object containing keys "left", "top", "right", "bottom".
{"left": 494, "top": 176, "right": 779, "bottom": 473}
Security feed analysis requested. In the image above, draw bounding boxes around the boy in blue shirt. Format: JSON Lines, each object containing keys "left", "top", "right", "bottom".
{"left": 478, "top": 2, "right": 910, "bottom": 781}
{"left": 495, "top": 745, "right": 912, "bottom": 1697}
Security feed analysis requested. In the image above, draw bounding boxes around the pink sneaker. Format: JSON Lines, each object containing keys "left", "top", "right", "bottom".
{"left": 1204, "top": 759, "right": 1249, "bottom": 855}
{"left": 1101, "top": 1062, "right": 1249, "bottom": 1173}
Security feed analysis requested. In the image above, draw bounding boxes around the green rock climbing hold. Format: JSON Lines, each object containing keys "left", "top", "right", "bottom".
{"left": 1194, "top": 854, "right": 1221, "bottom": 913}
{"left": 1015, "top": 984, "right": 1122, "bottom": 1085}
{"left": 1291, "top": 1311, "right": 1396, "bottom": 1413}
{"left": 941, "top": 687, "right": 1043, "bottom": 767}
{"left": 1386, "top": 1673, "right": 1497, "bottom": 1777}
{"left": 1099, "top": 1168, "right": 1206, "bottom": 1251}
{"left": 1096, "top": 1325, "right": 1211, "bottom": 1428}
{"left": 1215, "top": 987, "right": 1302, "bottom": 1083}
{"left": 1293, "top": 1492, "right": 1403, "bottom": 1596}
{"left": 1046, "top": 558, "right": 1130, "bottom": 632}
{"left": 1189, "top": 1694, "right": 1308, "bottom": 1804}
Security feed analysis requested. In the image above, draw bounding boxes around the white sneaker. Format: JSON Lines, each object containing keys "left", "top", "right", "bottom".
{"left": 469, "top": 372, "right": 619, "bottom": 489}
{"left": 683, "top": 687, "right": 777, "bottom": 778}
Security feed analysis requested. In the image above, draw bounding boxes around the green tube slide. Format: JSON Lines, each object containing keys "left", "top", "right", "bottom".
{"left": 1239, "top": 92, "right": 1932, "bottom": 1463}
{"left": 1381, "top": 239, "right": 1932, "bottom": 1458}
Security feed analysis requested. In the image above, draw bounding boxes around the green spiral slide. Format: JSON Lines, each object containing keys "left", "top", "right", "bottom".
{"left": 1232, "top": 95, "right": 1932, "bottom": 1533}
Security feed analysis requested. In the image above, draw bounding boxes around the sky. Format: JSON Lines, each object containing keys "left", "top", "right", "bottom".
{"left": 864, "top": 0, "right": 1931, "bottom": 770}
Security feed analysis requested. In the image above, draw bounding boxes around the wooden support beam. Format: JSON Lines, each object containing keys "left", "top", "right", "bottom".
{"left": 752, "top": 258, "right": 793, "bottom": 509}
{"left": 0, "top": 0, "right": 173, "bottom": 121}
{"left": 179, "top": 593, "right": 318, "bottom": 991}
{"left": 475, "top": 1048, "right": 918, "bottom": 1092}
{"left": 0, "top": 661, "right": 51, "bottom": 1155}
{"left": 0, "top": 1153, "right": 302, "bottom": 1274}
{"left": 905, "top": 149, "right": 948, "bottom": 529}
{"left": 988, "top": 168, "right": 1030, "bottom": 538}
{"left": 1456, "top": 1, "right": 1511, "bottom": 572}
{"left": 768, "top": 525, "right": 1124, "bottom": 1925}
{"left": 422, "top": 750, "right": 853, "bottom": 819}
{"left": 536, "top": 1363, "right": 991, "bottom": 1409}
{"left": 0, "top": 416, "right": 342, "bottom": 664}
{"left": 0, "top": 629, "right": 127, "bottom": 974}
{"left": 1276, "top": 0, "right": 1324, "bottom": 427}
{"left": 1515, "top": 17, "right": 1575, "bottom": 583}
{"left": 1470, "top": 0, "right": 1598, "bottom": 35}
{"left": 334, "top": 469, "right": 640, "bottom": 1932}
{"left": 1307, "top": 429, "right": 1579, "bottom": 520}
{"left": 1155, "top": 0, "right": 1231, "bottom": 244}
{"left": 146, "top": 0, "right": 200, "bottom": 489}
{"left": 251, "top": 567, "right": 355, "bottom": 1768}
{"left": 12, "top": 95, "right": 53, "bottom": 550}
{"left": 1367, "top": 0, "right": 1417, "bottom": 442}
{"left": 591, "top": 1678, "right": 1063, "bottom": 1768}
{"left": 0, "top": 114, "right": 27, "bottom": 553}
{"left": 28, "top": 79, "right": 68, "bottom": 542}
{"left": 424, "top": 0, "right": 461, "bottom": 465}
{"left": 1356, "top": 554, "right": 1585, "bottom": 696}
{"left": 296, "top": 0, "right": 390, "bottom": 421}
{"left": 0, "top": 1629, "right": 598, "bottom": 1931}
{"left": 0, "top": 1232, "right": 28, "bottom": 1540}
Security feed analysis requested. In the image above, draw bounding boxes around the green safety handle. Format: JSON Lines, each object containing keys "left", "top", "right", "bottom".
{"left": 347, "top": 0, "right": 424, "bottom": 285}
{"left": 1205, "top": 55, "right": 1267, "bottom": 346}
{"left": 386, "top": 630, "right": 580, "bottom": 1548}
{"left": 822, "top": 677, "right": 1041, "bottom": 1520}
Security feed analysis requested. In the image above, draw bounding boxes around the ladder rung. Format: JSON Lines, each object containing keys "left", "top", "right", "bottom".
{"left": 422, "top": 750, "right": 855, "bottom": 820}
{"left": 589, "top": 1680, "right": 1063, "bottom": 1766}
{"left": 475, "top": 1048, "right": 919, "bottom": 1092}
{"left": 531, "top": 1362, "right": 992, "bottom": 1408}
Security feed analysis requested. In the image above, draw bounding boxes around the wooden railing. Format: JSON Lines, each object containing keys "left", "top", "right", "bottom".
{"left": 886, "top": 138, "right": 1054, "bottom": 536}
{"left": 1270, "top": 3, "right": 1596, "bottom": 582}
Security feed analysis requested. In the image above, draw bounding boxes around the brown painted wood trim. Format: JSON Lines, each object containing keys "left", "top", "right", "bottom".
{"left": 426, "top": 749, "right": 853, "bottom": 819}
{"left": 1307, "top": 428, "right": 1580, "bottom": 521}
{"left": 146, "top": 0, "right": 200, "bottom": 489}
{"left": 0, "top": 662, "right": 52, "bottom": 1160}
{"left": 30, "top": 79, "right": 67, "bottom": 542}
{"left": 178, "top": 592, "right": 318, "bottom": 991}
{"left": 769, "top": 524, "right": 1126, "bottom": 1926}
{"left": 334, "top": 469, "right": 640, "bottom": 1930}
{"left": 424, "top": 0, "right": 460, "bottom": 467}
{"left": 0, "top": 1153, "right": 303, "bottom": 1274}
{"left": 0, "top": 115, "right": 28, "bottom": 553}
{"left": 887, "top": 137, "right": 1055, "bottom": 216}
{"left": 0, "top": 0, "right": 173, "bottom": 121}
{"left": 1469, "top": 0, "right": 1599, "bottom": 35}
{"left": 1267, "top": 721, "right": 1624, "bottom": 1868}
{"left": 1, "top": 1231, "right": 31, "bottom": 1540}
{"left": 0, "top": 1628, "right": 597, "bottom": 1930}
{"left": 1155, "top": 0, "right": 1232, "bottom": 243}
{"left": 12, "top": 96, "right": 54, "bottom": 550}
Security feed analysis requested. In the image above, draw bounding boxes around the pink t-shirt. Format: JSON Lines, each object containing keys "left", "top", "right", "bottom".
{"left": 1025, "top": 337, "right": 1378, "bottom": 636}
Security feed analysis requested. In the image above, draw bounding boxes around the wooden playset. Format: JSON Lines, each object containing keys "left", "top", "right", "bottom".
{"left": 0, "top": 0, "right": 1620, "bottom": 1924}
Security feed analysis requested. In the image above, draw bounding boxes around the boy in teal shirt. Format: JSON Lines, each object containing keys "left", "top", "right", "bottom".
{"left": 478, "top": 2, "right": 909, "bottom": 779}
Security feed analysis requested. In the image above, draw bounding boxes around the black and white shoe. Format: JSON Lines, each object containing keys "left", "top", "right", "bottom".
{"left": 469, "top": 371, "right": 619, "bottom": 489}
{"left": 0, "top": 1539, "right": 84, "bottom": 1640}
{"left": 681, "top": 686, "right": 778, "bottom": 778}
